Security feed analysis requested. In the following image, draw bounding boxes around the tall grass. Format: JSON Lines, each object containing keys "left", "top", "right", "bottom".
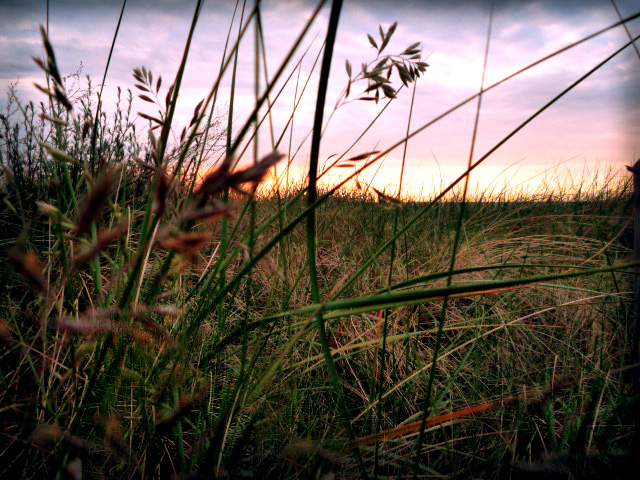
{"left": 1, "top": 2, "right": 639, "bottom": 478}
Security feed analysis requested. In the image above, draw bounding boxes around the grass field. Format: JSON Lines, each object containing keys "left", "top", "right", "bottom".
{"left": 1, "top": 1, "right": 639, "bottom": 478}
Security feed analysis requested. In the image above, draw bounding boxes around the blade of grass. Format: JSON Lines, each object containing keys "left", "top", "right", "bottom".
{"left": 412, "top": 6, "right": 493, "bottom": 473}
{"left": 304, "top": 1, "right": 368, "bottom": 476}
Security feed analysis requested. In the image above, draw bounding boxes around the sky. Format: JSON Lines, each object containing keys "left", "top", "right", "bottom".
{"left": 1, "top": 0, "right": 639, "bottom": 199}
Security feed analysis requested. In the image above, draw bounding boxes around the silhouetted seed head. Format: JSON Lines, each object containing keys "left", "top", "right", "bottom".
{"left": 33, "top": 82, "right": 55, "bottom": 98}
{"left": 32, "top": 55, "right": 47, "bottom": 73}
{"left": 165, "top": 82, "right": 175, "bottom": 110}
{"left": 190, "top": 98, "right": 205, "bottom": 127}
{"left": 372, "top": 186, "right": 402, "bottom": 205}
{"left": 138, "top": 94, "right": 154, "bottom": 104}
{"left": 32, "top": 26, "right": 73, "bottom": 111}
{"left": 194, "top": 154, "right": 234, "bottom": 197}
{"left": 139, "top": 111, "right": 165, "bottom": 128}
{"left": 230, "top": 151, "right": 285, "bottom": 193}
{"left": 54, "top": 85, "right": 73, "bottom": 111}
{"left": 39, "top": 26, "right": 62, "bottom": 84}
{"left": 33, "top": 82, "right": 73, "bottom": 111}
{"left": 132, "top": 67, "right": 144, "bottom": 83}
{"left": 346, "top": 150, "right": 380, "bottom": 162}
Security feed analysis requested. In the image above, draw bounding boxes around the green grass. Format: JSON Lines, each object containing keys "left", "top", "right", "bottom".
{"left": 0, "top": 2, "right": 639, "bottom": 479}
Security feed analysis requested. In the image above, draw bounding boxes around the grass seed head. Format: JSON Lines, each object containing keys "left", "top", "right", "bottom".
{"left": 74, "top": 219, "right": 129, "bottom": 267}
{"left": 0, "top": 319, "right": 13, "bottom": 344}
{"left": 177, "top": 199, "right": 232, "bottom": 224}
{"left": 153, "top": 169, "right": 170, "bottom": 217}
{"left": 81, "top": 118, "right": 91, "bottom": 140}
{"left": 74, "top": 166, "right": 120, "bottom": 236}
{"left": 9, "top": 250, "right": 47, "bottom": 293}
{"left": 30, "top": 424, "right": 63, "bottom": 446}
{"left": 157, "top": 230, "right": 211, "bottom": 263}
{"left": 197, "top": 151, "right": 285, "bottom": 196}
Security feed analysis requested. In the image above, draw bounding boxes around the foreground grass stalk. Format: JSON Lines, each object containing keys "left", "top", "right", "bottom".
{"left": 182, "top": 1, "right": 326, "bottom": 318}
{"left": 157, "top": 0, "right": 203, "bottom": 165}
{"left": 217, "top": 0, "right": 246, "bottom": 329}
{"left": 304, "top": 0, "right": 368, "bottom": 477}
{"left": 189, "top": 0, "right": 241, "bottom": 194}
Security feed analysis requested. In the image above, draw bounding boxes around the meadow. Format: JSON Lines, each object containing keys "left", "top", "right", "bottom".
{"left": 1, "top": 1, "right": 639, "bottom": 478}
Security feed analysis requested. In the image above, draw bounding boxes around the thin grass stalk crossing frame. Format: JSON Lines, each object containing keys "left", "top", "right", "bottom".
{"left": 373, "top": 79, "right": 418, "bottom": 477}
{"left": 412, "top": 5, "right": 494, "bottom": 471}
{"left": 303, "top": 1, "right": 368, "bottom": 476}
{"left": 88, "top": 0, "right": 128, "bottom": 175}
